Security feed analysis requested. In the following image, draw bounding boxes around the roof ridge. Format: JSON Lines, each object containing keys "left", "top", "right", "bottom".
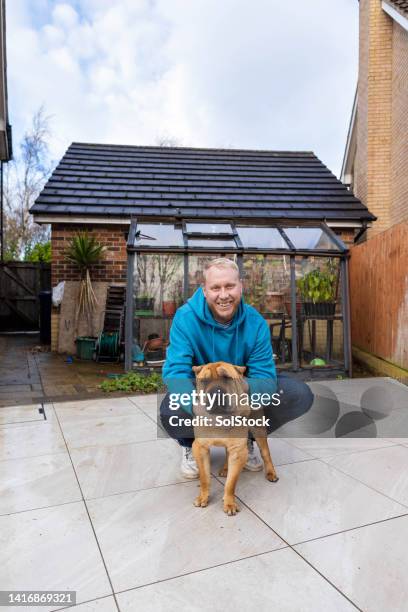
{"left": 69, "top": 142, "right": 316, "bottom": 156}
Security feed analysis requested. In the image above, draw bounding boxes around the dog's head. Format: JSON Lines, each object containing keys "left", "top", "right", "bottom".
{"left": 192, "top": 361, "right": 249, "bottom": 415}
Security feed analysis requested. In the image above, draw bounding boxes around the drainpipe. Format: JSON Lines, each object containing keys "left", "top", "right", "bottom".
{"left": 0, "top": 160, "right": 3, "bottom": 262}
{"left": 354, "top": 221, "right": 368, "bottom": 244}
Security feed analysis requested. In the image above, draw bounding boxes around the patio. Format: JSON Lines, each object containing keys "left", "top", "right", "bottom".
{"left": 1, "top": 377, "right": 408, "bottom": 612}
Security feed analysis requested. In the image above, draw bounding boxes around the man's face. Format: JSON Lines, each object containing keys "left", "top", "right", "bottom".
{"left": 203, "top": 266, "right": 242, "bottom": 323}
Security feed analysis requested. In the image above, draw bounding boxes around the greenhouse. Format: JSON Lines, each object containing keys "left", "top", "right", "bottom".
{"left": 125, "top": 219, "right": 351, "bottom": 379}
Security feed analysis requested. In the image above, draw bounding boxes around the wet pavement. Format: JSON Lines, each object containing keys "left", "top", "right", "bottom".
{"left": 0, "top": 333, "right": 124, "bottom": 407}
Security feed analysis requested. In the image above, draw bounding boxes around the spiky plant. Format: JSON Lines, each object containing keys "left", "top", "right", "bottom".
{"left": 65, "top": 232, "right": 105, "bottom": 333}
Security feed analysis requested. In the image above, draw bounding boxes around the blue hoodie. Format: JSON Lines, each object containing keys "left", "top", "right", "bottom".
{"left": 162, "top": 287, "right": 277, "bottom": 414}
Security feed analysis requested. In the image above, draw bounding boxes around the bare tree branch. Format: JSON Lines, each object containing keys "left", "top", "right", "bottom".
{"left": 3, "top": 106, "right": 54, "bottom": 259}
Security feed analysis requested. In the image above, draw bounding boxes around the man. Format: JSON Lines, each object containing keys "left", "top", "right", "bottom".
{"left": 161, "top": 258, "right": 314, "bottom": 478}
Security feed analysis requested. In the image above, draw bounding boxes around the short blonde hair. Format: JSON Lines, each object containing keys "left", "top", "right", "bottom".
{"left": 203, "top": 258, "right": 240, "bottom": 282}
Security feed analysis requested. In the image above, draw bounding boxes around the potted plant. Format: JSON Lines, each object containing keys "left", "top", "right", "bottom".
{"left": 65, "top": 232, "right": 105, "bottom": 356}
{"left": 296, "top": 265, "right": 337, "bottom": 316}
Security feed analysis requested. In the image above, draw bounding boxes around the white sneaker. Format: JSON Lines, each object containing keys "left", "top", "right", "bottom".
{"left": 244, "top": 440, "right": 263, "bottom": 472}
{"left": 180, "top": 446, "right": 199, "bottom": 479}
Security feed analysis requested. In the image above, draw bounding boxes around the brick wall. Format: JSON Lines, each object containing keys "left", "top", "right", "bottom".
{"left": 51, "top": 224, "right": 128, "bottom": 286}
{"left": 333, "top": 228, "right": 355, "bottom": 246}
{"left": 391, "top": 21, "right": 408, "bottom": 227}
{"left": 355, "top": 0, "right": 394, "bottom": 237}
{"left": 355, "top": 0, "right": 370, "bottom": 207}
{"left": 355, "top": 0, "right": 408, "bottom": 235}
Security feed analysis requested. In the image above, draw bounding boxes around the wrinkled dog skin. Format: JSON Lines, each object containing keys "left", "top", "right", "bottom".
{"left": 192, "top": 361, "right": 278, "bottom": 516}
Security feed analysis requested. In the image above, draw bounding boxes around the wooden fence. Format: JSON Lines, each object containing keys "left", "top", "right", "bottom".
{"left": 0, "top": 262, "right": 51, "bottom": 331}
{"left": 349, "top": 221, "right": 408, "bottom": 370}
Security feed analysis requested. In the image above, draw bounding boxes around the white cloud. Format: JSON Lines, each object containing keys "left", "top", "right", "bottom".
{"left": 6, "top": 0, "right": 358, "bottom": 175}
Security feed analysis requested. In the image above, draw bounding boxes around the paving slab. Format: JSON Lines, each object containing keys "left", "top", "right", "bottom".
{"left": 286, "top": 437, "right": 397, "bottom": 459}
{"left": 0, "top": 502, "right": 112, "bottom": 612}
{"left": 0, "top": 453, "right": 82, "bottom": 515}
{"left": 0, "top": 421, "right": 67, "bottom": 461}
{"left": 234, "top": 459, "right": 406, "bottom": 544}
{"left": 56, "top": 596, "right": 118, "bottom": 612}
{"left": 87, "top": 480, "right": 285, "bottom": 592}
{"left": 322, "top": 444, "right": 408, "bottom": 506}
{"left": 59, "top": 412, "right": 157, "bottom": 450}
{"left": 0, "top": 404, "right": 45, "bottom": 426}
{"left": 70, "top": 438, "right": 186, "bottom": 499}
{"left": 116, "top": 547, "right": 357, "bottom": 612}
{"left": 295, "top": 514, "right": 408, "bottom": 612}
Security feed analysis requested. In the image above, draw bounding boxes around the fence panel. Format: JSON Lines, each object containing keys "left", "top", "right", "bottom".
{"left": 0, "top": 262, "right": 51, "bottom": 331}
{"left": 349, "top": 222, "right": 408, "bottom": 370}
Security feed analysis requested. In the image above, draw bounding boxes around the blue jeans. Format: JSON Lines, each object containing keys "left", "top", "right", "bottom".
{"left": 159, "top": 372, "right": 314, "bottom": 448}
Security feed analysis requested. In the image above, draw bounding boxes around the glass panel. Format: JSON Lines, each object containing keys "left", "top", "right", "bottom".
{"left": 283, "top": 227, "right": 340, "bottom": 251}
{"left": 237, "top": 227, "right": 289, "bottom": 249}
{"left": 185, "top": 222, "right": 233, "bottom": 234}
{"left": 242, "top": 254, "right": 292, "bottom": 368}
{"left": 187, "top": 254, "right": 237, "bottom": 298}
{"left": 132, "top": 253, "right": 184, "bottom": 367}
{"left": 188, "top": 237, "right": 237, "bottom": 249}
{"left": 135, "top": 223, "right": 183, "bottom": 247}
{"left": 294, "top": 256, "right": 344, "bottom": 368}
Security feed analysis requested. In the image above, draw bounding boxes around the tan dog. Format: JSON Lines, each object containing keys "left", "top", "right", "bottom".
{"left": 192, "top": 361, "right": 278, "bottom": 516}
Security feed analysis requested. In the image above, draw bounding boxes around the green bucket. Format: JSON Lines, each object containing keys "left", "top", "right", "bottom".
{"left": 75, "top": 336, "right": 97, "bottom": 360}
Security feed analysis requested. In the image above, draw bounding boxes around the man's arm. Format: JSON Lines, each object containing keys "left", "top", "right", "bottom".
{"left": 162, "top": 312, "right": 195, "bottom": 415}
{"left": 246, "top": 318, "right": 277, "bottom": 396}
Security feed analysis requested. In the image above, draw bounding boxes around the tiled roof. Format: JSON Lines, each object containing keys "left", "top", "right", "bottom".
{"left": 386, "top": 0, "right": 408, "bottom": 16}
{"left": 388, "top": 0, "right": 408, "bottom": 17}
{"left": 31, "top": 142, "right": 376, "bottom": 222}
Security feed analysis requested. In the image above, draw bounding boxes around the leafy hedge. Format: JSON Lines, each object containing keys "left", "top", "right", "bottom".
{"left": 100, "top": 372, "right": 163, "bottom": 393}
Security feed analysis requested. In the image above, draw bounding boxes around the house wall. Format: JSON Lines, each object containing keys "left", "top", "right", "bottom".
{"left": 391, "top": 20, "right": 408, "bottom": 227}
{"left": 355, "top": 0, "right": 408, "bottom": 236}
{"left": 356, "top": 0, "right": 393, "bottom": 236}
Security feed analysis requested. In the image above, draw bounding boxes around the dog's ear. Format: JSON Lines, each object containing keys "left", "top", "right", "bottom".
{"left": 193, "top": 365, "right": 212, "bottom": 380}
{"left": 216, "top": 364, "right": 243, "bottom": 379}
{"left": 233, "top": 365, "right": 246, "bottom": 376}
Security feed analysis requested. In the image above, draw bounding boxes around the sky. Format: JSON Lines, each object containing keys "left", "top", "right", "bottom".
{"left": 7, "top": 0, "right": 359, "bottom": 177}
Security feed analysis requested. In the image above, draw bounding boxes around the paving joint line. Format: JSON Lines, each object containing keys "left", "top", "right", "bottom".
{"left": 211, "top": 471, "right": 362, "bottom": 611}
{"left": 52, "top": 402, "right": 121, "bottom": 612}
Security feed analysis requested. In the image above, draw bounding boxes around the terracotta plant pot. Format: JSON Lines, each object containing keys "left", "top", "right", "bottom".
{"left": 162, "top": 301, "right": 177, "bottom": 316}
{"left": 284, "top": 299, "right": 302, "bottom": 317}
{"left": 265, "top": 292, "right": 284, "bottom": 312}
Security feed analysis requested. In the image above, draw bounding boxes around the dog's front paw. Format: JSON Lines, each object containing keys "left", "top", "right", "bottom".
{"left": 266, "top": 470, "right": 279, "bottom": 483}
{"left": 223, "top": 498, "right": 240, "bottom": 516}
{"left": 194, "top": 494, "right": 209, "bottom": 508}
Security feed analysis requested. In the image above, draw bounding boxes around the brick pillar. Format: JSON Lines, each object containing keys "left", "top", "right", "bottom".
{"left": 355, "top": 0, "right": 393, "bottom": 236}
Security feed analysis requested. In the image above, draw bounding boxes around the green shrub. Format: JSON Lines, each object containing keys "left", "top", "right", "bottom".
{"left": 100, "top": 372, "right": 163, "bottom": 393}
{"left": 25, "top": 241, "right": 51, "bottom": 263}
{"left": 296, "top": 267, "right": 337, "bottom": 304}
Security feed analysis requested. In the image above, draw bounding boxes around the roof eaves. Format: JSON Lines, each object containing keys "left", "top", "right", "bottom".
{"left": 382, "top": 0, "right": 408, "bottom": 30}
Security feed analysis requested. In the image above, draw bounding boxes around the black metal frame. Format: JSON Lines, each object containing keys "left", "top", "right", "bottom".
{"left": 125, "top": 218, "right": 352, "bottom": 379}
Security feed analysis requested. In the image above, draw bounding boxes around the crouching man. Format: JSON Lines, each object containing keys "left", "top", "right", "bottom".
{"left": 160, "top": 258, "right": 314, "bottom": 478}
